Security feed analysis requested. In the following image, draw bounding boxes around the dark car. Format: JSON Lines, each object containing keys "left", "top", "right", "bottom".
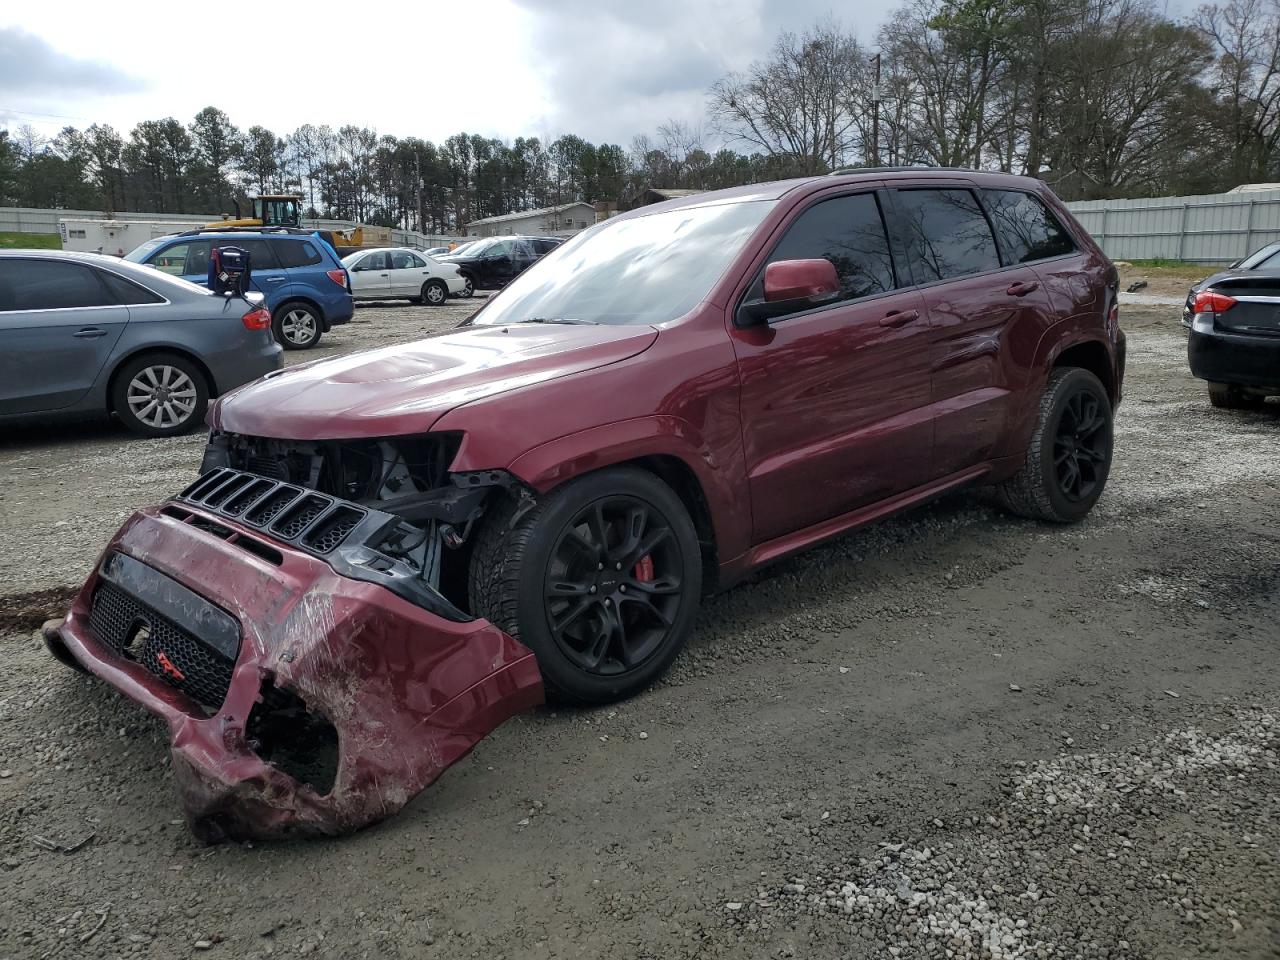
{"left": 125, "top": 231, "right": 353, "bottom": 350}
{"left": 437, "top": 234, "right": 563, "bottom": 291}
{"left": 1182, "top": 240, "right": 1280, "bottom": 325}
{"left": 45, "top": 169, "right": 1123, "bottom": 838}
{"left": 1186, "top": 269, "right": 1280, "bottom": 408}
{"left": 0, "top": 251, "right": 282, "bottom": 437}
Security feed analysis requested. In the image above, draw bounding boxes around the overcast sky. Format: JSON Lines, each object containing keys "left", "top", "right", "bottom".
{"left": 2, "top": 0, "right": 1194, "bottom": 149}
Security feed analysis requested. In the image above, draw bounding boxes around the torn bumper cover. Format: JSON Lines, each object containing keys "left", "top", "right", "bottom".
{"left": 43, "top": 469, "right": 544, "bottom": 841}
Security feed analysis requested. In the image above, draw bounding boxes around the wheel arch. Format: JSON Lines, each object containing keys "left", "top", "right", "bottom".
{"left": 497, "top": 416, "right": 749, "bottom": 589}
{"left": 105, "top": 345, "right": 219, "bottom": 414}
{"left": 1052, "top": 337, "right": 1115, "bottom": 402}
{"left": 274, "top": 295, "right": 329, "bottom": 332}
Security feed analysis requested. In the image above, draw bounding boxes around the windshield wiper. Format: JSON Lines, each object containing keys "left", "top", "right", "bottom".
{"left": 521, "top": 317, "right": 599, "bottom": 325}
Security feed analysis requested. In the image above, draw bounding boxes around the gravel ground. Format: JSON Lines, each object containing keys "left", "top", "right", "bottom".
{"left": 1, "top": 299, "right": 1278, "bottom": 960}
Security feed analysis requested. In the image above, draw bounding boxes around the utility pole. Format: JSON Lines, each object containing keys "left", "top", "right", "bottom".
{"left": 414, "top": 150, "right": 423, "bottom": 234}
{"left": 871, "top": 52, "right": 882, "bottom": 167}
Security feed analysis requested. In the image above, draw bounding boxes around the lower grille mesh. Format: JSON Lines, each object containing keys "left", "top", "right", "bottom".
{"left": 88, "top": 582, "right": 235, "bottom": 711}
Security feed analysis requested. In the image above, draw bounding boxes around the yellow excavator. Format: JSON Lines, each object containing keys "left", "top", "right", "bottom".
{"left": 205, "top": 195, "right": 380, "bottom": 253}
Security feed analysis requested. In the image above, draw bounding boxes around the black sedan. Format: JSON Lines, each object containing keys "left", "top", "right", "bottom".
{"left": 1183, "top": 241, "right": 1280, "bottom": 324}
{"left": 1186, "top": 269, "right": 1280, "bottom": 409}
{"left": 436, "top": 235, "right": 562, "bottom": 291}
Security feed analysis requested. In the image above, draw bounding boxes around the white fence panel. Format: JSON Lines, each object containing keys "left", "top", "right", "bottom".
{"left": 1064, "top": 190, "right": 1280, "bottom": 265}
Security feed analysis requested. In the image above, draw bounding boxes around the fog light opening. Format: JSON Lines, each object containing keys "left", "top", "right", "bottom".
{"left": 246, "top": 680, "right": 339, "bottom": 797}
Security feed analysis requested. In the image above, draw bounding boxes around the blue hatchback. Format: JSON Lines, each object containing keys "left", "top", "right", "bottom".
{"left": 125, "top": 231, "right": 353, "bottom": 349}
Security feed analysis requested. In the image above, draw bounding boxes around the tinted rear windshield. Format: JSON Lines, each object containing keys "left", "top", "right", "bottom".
{"left": 472, "top": 200, "right": 773, "bottom": 327}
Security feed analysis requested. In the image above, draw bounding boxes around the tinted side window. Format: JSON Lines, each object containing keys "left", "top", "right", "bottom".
{"left": 756, "top": 193, "right": 896, "bottom": 307}
{"left": 982, "top": 190, "right": 1076, "bottom": 263}
{"left": 148, "top": 241, "right": 210, "bottom": 277}
{"left": 99, "top": 270, "right": 164, "bottom": 305}
{"left": 532, "top": 239, "right": 558, "bottom": 254}
{"left": 895, "top": 189, "right": 1000, "bottom": 282}
{"left": 272, "top": 238, "right": 323, "bottom": 268}
{"left": 216, "top": 238, "right": 280, "bottom": 270}
{"left": 0, "top": 260, "right": 114, "bottom": 311}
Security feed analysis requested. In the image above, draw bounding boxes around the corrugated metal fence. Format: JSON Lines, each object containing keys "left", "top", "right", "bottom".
{"left": 1064, "top": 189, "right": 1280, "bottom": 265}
{"left": 0, "top": 206, "right": 455, "bottom": 250}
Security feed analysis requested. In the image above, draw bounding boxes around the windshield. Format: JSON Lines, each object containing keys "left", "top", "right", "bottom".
{"left": 453, "top": 239, "right": 494, "bottom": 257}
{"left": 473, "top": 200, "right": 772, "bottom": 326}
{"left": 123, "top": 238, "right": 167, "bottom": 263}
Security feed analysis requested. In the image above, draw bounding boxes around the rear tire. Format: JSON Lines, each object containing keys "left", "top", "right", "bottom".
{"left": 273, "top": 301, "right": 322, "bottom": 350}
{"left": 469, "top": 468, "right": 702, "bottom": 705}
{"left": 111, "top": 352, "right": 209, "bottom": 438}
{"left": 422, "top": 279, "right": 448, "bottom": 306}
{"left": 997, "top": 367, "right": 1113, "bottom": 523}
{"left": 1208, "top": 382, "right": 1265, "bottom": 409}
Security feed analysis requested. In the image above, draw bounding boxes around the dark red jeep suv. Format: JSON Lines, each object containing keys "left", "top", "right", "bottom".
{"left": 46, "top": 168, "right": 1124, "bottom": 838}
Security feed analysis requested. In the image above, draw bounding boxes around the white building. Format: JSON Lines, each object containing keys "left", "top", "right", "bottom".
{"left": 463, "top": 202, "right": 598, "bottom": 238}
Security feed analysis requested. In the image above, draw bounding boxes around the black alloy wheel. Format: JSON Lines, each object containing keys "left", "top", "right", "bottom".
{"left": 544, "top": 497, "right": 683, "bottom": 677}
{"left": 1053, "top": 389, "right": 1110, "bottom": 502}
{"left": 468, "top": 466, "right": 702, "bottom": 704}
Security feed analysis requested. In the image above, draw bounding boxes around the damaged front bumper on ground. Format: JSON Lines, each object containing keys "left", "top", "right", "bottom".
{"left": 43, "top": 469, "right": 544, "bottom": 841}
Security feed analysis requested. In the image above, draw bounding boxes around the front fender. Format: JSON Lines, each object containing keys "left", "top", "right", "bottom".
{"left": 464, "top": 415, "right": 752, "bottom": 567}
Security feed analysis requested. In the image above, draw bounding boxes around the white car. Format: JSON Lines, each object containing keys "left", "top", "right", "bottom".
{"left": 341, "top": 247, "right": 471, "bottom": 305}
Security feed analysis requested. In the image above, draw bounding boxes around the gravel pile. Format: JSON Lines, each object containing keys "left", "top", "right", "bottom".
{"left": 737, "top": 709, "right": 1279, "bottom": 958}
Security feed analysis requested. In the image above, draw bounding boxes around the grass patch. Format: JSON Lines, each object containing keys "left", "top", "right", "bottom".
{"left": 1118, "top": 258, "right": 1211, "bottom": 281}
{"left": 0, "top": 231, "right": 60, "bottom": 249}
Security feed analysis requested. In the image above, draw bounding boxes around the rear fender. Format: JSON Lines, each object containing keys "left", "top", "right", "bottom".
{"left": 997, "top": 321, "right": 1117, "bottom": 461}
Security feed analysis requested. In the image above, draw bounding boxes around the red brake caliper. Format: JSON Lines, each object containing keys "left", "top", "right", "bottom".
{"left": 633, "top": 554, "right": 655, "bottom": 583}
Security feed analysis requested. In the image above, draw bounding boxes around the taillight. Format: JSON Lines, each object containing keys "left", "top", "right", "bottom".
{"left": 326, "top": 269, "right": 348, "bottom": 289}
{"left": 241, "top": 307, "right": 271, "bottom": 330}
{"left": 1193, "top": 290, "right": 1237, "bottom": 313}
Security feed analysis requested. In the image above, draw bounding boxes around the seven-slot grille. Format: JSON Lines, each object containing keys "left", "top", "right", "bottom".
{"left": 178, "top": 468, "right": 367, "bottom": 555}
{"left": 88, "top": 579, "right": 235, "bottom": 711}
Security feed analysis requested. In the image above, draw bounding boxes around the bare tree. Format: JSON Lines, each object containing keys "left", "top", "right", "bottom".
{"left": 709, "top": 21, "right": 866, "bottom": 173}
{"left": 1197, "top": 0, "right": 1280, "bottom": 183}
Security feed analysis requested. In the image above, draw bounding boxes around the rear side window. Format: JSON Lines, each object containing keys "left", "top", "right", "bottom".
{"left": 390, "top": 250, "right": 426, "bottom": 269}
{"left": 532, "top": 239, "right": 559, "bottom": 254}
{"left": 754, "top": 193, "right": 896, "bottom": 308}
{"left": 217, "top": 238, "right": 281, "bottom": 270}
{"left": 99, "top": 270, "right": 165, "bottom": 305}
{"left": 272, "top": 238, "right": 323, "bottom": 268}
{"left": 895, "top": 188, "right": 1001, "bottom": 282}
{"left": 0, "top": 259, "right": 116, "bottom": 311}
{"left": 982, "top": 190, "right": 1076, "bottom": 263}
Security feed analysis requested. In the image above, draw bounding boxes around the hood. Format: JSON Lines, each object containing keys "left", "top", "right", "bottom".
{"left": 212, "top": 323, "right": 658, "bottom": 440}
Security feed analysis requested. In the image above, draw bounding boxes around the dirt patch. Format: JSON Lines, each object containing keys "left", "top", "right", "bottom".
{"left": 0, "top": 587, "right": 79, "bottom": 633}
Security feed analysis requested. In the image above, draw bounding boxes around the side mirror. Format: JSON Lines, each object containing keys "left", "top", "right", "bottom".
{"left": 737, "top": 258, "right": 841, "bottom": 326}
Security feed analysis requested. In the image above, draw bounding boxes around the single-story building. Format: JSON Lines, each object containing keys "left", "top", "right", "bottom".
{"left": 463, "top": 202, "right": 598, "bottom": 238}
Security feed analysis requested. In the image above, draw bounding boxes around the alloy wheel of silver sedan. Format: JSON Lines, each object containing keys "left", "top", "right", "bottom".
{"left": 127, "top": 364, "right": 199, "bottom": 430}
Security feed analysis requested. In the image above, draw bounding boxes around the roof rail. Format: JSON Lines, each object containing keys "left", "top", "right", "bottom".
{"left": 826, "top": 165, "right": 980, "bottom": 176}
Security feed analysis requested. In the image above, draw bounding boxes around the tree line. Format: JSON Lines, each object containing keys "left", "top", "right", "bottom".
{"left": 0, "top": 0, "right": 1275, "bottom": 232}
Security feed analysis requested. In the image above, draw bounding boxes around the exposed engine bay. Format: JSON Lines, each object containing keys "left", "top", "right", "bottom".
{"left": 199, "top": 430, "right": 525, "bottom": 615}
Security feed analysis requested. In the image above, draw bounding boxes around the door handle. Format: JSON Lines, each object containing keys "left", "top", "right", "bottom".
{"left": 379, "top": 273, "right": 389, "bottom": 277}
{"left": 879, "top": 308, "right": 920, "bottom": 328}
{"left": 1007, "top": 281, "right": 1040, "bottom": 297}
{"left": 265, "top": 276, "right": 286, "bottom": 283}
{"left": 73, "top": 327, "right": 108, "bottom": 339}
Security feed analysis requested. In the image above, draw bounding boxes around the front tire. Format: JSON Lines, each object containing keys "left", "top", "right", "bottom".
{"left": 422, "top": 279, "right": 448, "bottom": 306}
{"left": 455, "top": 274, "right": 475, "bottom": 299}
{"left": 997, "top": 367, "right": 1113, "bottom": 523}
{"left": 1208, "top": 382, "right": 1265, "bottom": 409}
{"left": 111, "top": 352, "right": 209, "bottom": 438}
{"left": 273, "top": 301, "right": 322, "bottom": 350}
{"left": 469, "top": 468, "right": 702, "bottom": 705}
